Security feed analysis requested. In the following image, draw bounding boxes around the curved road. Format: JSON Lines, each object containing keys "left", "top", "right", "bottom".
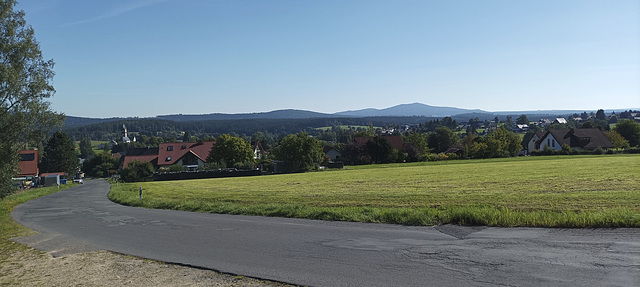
{"left": 11, "top": 180, "right": 640, "bottom": 286}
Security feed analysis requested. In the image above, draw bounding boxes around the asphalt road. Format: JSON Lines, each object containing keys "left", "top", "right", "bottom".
{"left": 11, "top": 180, "right": 640, "bottom": 287}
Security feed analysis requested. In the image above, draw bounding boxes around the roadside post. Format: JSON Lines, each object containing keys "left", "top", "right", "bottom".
{"left": 139, "top": 186, "right": 142, "bottom": 199}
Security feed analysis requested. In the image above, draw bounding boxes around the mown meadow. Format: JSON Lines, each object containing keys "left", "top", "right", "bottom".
{"left": 109, "top": 155, "right": 640, "bottom": 227}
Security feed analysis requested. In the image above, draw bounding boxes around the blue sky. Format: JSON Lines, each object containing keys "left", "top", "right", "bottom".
{"left": 16, "top": 0, "right": 640, "bottom": 118}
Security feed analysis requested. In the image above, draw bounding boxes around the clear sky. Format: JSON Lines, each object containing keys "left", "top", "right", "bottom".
{"left": 16, "top": 0, "right": 640, "bottom": 118}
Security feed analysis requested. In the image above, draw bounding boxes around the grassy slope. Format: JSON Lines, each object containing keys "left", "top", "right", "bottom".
{"left": 110, "top": 155, "right": 640, "bottom": 227}
{"left": 1, "top": 185, "right": 75, "bottom": 267}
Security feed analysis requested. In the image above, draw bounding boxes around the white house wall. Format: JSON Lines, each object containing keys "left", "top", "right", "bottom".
{"left": 539, "top": 134, "right": 561, "bottom": 151}
{"left": 527, "top": 135, "right": 539, "bottom": 153}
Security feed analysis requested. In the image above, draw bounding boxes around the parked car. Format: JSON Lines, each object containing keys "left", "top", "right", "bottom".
{"left": 73, "top": 177, "right": 83, "bottom": 184}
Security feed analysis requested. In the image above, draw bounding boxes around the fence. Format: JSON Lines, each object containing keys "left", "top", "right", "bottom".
{"left": 153, "top": 169, "right": 264, "bottom": 181}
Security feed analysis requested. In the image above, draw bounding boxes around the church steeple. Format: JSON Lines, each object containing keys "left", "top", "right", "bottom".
{"left": 121, "top": 124, "right": 131, "bottom": 143}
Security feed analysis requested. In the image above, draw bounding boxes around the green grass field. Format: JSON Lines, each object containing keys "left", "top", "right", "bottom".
{"left": 109, "top": 155, "right": 640, "bottom": 227}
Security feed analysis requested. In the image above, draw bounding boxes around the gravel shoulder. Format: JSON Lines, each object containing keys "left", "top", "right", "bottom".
{"left": 1, "top": 246, "right": 292, "bottom": 287}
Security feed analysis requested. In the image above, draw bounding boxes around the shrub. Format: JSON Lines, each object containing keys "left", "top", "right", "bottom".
{"left": 158, "top": 164, "right": 186, "bottom": 173}
{"left": 120, "top": 161, "right": 155, "bottom": 182}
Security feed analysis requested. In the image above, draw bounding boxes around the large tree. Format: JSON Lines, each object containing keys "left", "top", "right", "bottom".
{"left": 516, "top": 115, "right": 529, "bottom": 125}
{"left": 1, "top": 0, "right": 63, "bottom": 198}
{"left": 273, "top": 132, "right": 323, "bottom": 172}
{"left": 595, "top": 109, "right": 607, "bottom": 121}
{"left": 78, "top": 138, "right": 95, "bottom": 159}
{"left": 366, "top": 136, "right": 396, "bottom": 164}
{"left": 613, "top": 119, "right": 640, "bottom": 147}
{"left": 484, "top": 127, "right": 522, "bottom": 157}
{"left": 120, "top": 160, "right": 155, "bottom": 182}
{"left": 428, "top": 127, "right": 459, "bottom": 154}
{"left": 604, "top": 130, "right": 630, "bottom": 149}
{"left": 404, "top": 132, "right": 429, "bottom": 162}
{"left": 82, "top": 150, "right": 117, "bottom": 177}
{"left": 207, "top": 134, "right": 254, "bottom": 168}
{"left": 41, "top": 131, "right": 79, "bottom": 176}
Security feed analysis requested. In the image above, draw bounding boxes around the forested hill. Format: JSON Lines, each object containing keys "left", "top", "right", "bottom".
{"left": 62, "top": 116, "right": 438, "bottom": 141}
{"left": 156, "top": 109, "right": 336, "bottom": 122}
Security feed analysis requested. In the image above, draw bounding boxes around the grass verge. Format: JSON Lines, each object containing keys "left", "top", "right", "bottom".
{"left": 1, "top": 185, "right": 74, "bottom": 264}
{"left": 109, "top": 155, "right": 640, "bottom": 227}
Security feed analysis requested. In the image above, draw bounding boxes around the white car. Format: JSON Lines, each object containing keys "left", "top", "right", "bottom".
{"left": 73, "top": 177, "right": 84, "bottom": 184}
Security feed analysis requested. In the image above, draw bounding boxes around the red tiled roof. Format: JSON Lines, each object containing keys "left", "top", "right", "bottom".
{"left": 40, "top": 172, "right": 65, "bottom": 177}
{"left": 123, "top": 155, "right": 159, "bottom": 168}
{"left": 17, "top": 150, "right": 38, "bottom": 177}
{"left": 157, "top": 141, "right": 215, "bottom": 166}
{"left": 383, "top": 135, "right": 405, "bottom": 151}
{"left": 354, "top": 135, "right": 405, "bottom": 151}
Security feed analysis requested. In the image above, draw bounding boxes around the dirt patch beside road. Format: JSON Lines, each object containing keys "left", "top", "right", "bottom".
{"left": 1, "top": 248, "right": 291, "bottom": 287}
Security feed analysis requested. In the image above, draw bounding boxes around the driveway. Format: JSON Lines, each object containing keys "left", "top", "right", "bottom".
{"left": 11, "top": 180, "right": 640, "bottom": 286}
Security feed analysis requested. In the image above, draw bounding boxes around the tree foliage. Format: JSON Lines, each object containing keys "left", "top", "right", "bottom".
{"left": 339, "top": 141, "right": 369, "bottom": 165}
{"left": 366, "top": 136, "right": 396, "bottom": 164}
{"left": 613, "top": 119, "right": 640, "bottom": 147}
{"left": 82, "top": 151, "right": 117, "bottom": 178}
{"left": 595, "top": 109, "right": 607, "bottom": 121}
{"left": 604, "top": 130, "right": 630, "bottom": 149}
{"left": 1, "top": 0, "right": 63, "bottom": 198}
{"left": 273, "top": 132, "right": 323, "bottom": 172}
{"left": 120, "top": 160, "right": 155, "bottom": 182}
{"left": 466, "top": 127, "right": 521, "bottom": 158}
{"left": 78, "top": 138, "right": 94, "bottom": 159}
{"left": 403, "top": 132, "right": 429, "bottom": 162}
{"left": 40, "top": 131, "right": 79, "bottom": 176}
{"left": 428, "top": 127, "right": 459, "bottom": 153}
{"left": 516, "top": 115, "right": 529, "bottom": 125}
{"left": 207, "top": 134, "right": 254, "bottom": 168}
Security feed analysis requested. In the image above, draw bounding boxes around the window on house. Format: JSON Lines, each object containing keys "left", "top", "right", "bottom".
{"left": 166, "top": 156, "right": 172, "bottom": 161}
{"left": 19, "top": 153, "right": 35, "bottom": 161}
{"left": 181, "top": 145, "right": 187, "bottom": 150}
{"left": 167, "top": 146, "right": 173, "bottom": 151}
{"left": 552, "top": 139, "right": 555, "bottom": 147}
{"left": 547, "top": 139, "right": 550, "bottom": 147}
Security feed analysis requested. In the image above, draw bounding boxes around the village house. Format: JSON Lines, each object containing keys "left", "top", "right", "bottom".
{"left": 526, "top": 132, "right": 547, "bottom": 155}
{"left": 157, "top": 141, "right": 215, "bottom": 171}
{"left": 121, "top": 141, "right": 215, "bottom": 172}
{"left": 253, "top": 141, "right": 266, "bottom": 160}
{"left": 17, "top": 150, "right": 39, "bottom": 178}
{"left": 122, "top": 147, "right": 160, "bottom": 169}
{"left": 323, "top": 146, "right": 342, "bottom": 161}
{"left": 533, "top": 128, "right": 613, "bottom": 151}
{"left": 553, "top": 118, "right": 567, "bottom": 124}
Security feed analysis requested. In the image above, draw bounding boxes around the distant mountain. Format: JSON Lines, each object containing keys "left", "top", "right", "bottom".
{"left": 334, "top": 103, "right": 487, "bottom": 117}
{"left": 157, "top": 109, "right": 335, "bottom": 122}
{"left": 64, "top": 104, "right": 638, "bottom": 129}
{"left": 64, "top": 116, "right": 130, "bottom": 128}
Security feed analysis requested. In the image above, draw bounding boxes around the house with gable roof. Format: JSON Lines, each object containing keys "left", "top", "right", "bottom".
{"left": 157, "top": 141, "right": 215, "bottom": 171}
{"left": 554, "top": 118, "right": 568, "bottom": 124}
{"left": 535, "top": 128, "right": 613, "bottom": 151}
{"left": 526, "top": 132, "right": 547, "bottom": 154}
{"left": 323, "top": 146, "right": 342, "bottom": 161}
{"left": 17, "top": 150, "right": 39, "bottom": 179}
{"left": 122, "top": 147, "right": 159, "bottom": 169}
